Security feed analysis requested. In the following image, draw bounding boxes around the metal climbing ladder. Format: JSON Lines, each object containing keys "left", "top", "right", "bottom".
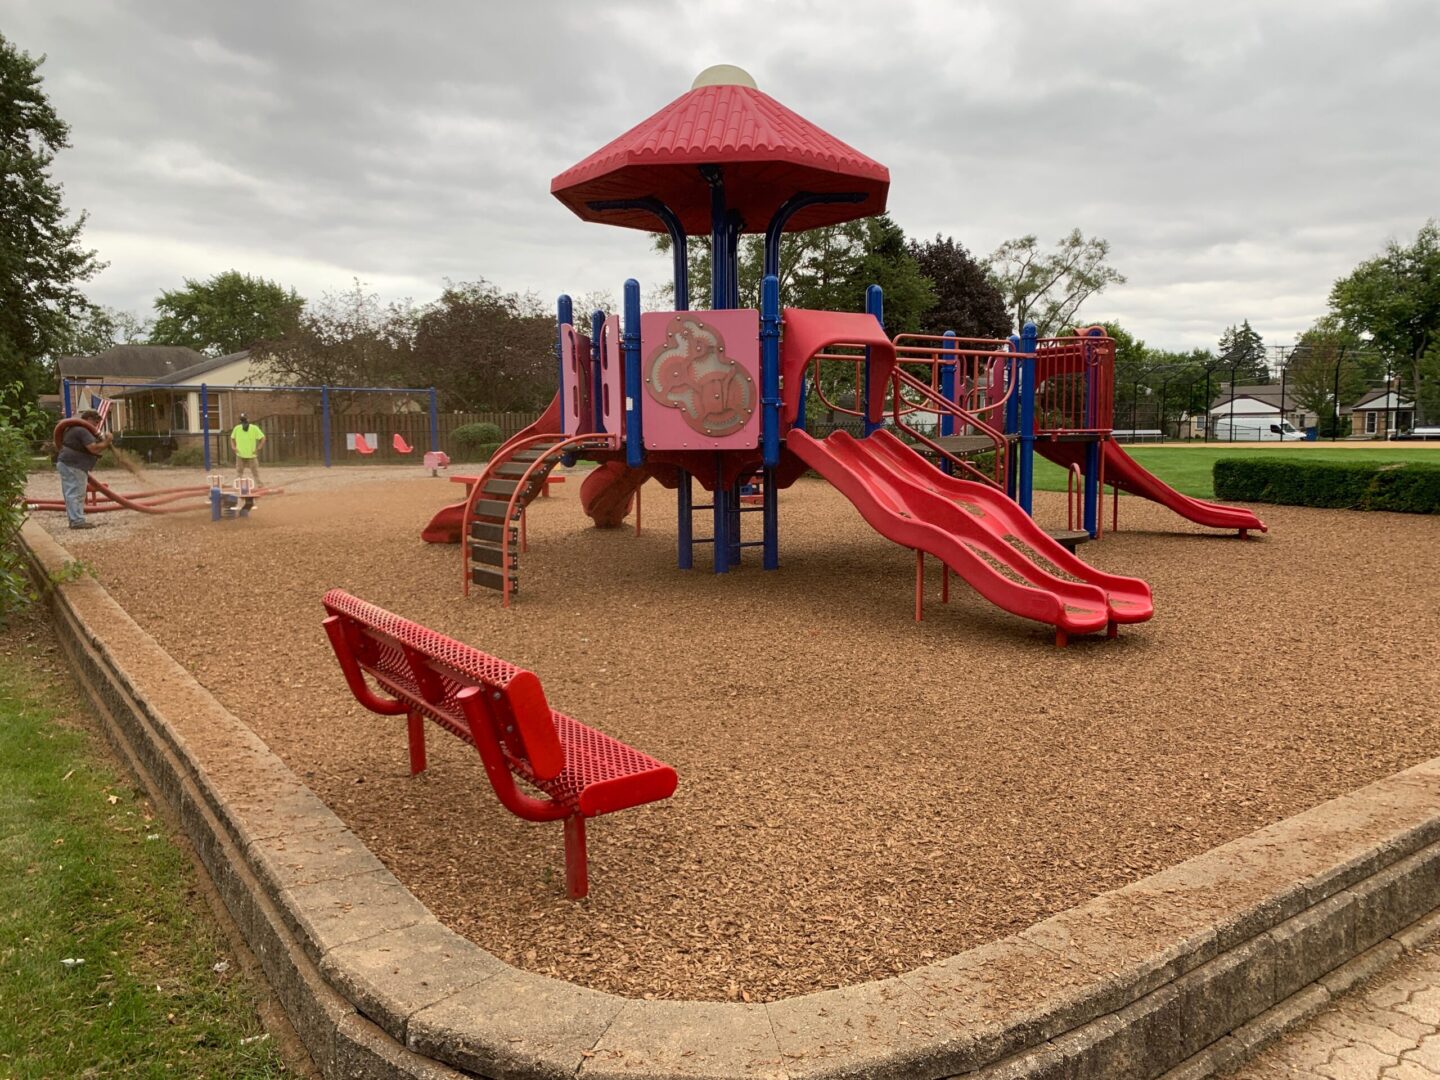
{"left": 675, "top": 466, "right": 778, "bottom": 574}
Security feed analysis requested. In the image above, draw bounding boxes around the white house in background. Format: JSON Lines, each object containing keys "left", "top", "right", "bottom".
{"left": 1345, "top": 388, "right": 1414, "bottom": 438}
{"left": 1202, "top": 383, "right": 1316, "bottom": 441}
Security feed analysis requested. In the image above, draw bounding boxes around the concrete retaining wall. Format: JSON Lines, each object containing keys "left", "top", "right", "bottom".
{"left": 24, "top": 519, "right": 1440, "bottom": 1080}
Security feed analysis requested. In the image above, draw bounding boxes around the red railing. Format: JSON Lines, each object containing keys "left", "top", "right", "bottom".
{"left": 1033, "top": 334, "right": 1115, "bottom": 435}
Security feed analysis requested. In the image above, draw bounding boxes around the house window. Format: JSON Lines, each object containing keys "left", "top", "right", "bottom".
{"left": 1365, "top": 411, "right": 1377, "bottom": 434}
{"left": 1398, "top": 411, "right": 1413, "bottom": 431}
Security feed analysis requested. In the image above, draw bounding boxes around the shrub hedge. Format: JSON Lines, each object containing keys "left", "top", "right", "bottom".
{"left": 451, "top": 422, "right": 503, "bottom": 447}
{"left": 1213, "top": 457, "right": 1440, "bottom": 514}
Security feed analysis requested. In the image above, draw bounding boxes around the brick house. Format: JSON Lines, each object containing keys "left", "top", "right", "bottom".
{"left": 1345, "top": 388, "right": 1414, "bottom": 438}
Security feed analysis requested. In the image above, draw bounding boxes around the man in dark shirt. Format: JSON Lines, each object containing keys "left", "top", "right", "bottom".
{"left": 55, "top": 410, "right": 114, "bottom": 529}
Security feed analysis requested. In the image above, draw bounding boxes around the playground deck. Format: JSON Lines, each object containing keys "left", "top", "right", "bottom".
{"left": 27, "top": 466, "right": 1440, "bottom": 1002}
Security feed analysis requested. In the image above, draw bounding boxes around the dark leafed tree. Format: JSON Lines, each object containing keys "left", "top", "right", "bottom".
{"left": 653, "top": 213, "right": 934, "bottom": 331}
{"left": 908, "top": 234, "right": 1010, "bottom": 339}
{"left": 252, "top": 281, "right": 415, "bottom": 410}
{"left": 150, "top": 271, "right": 305, "bottom": 357}
{"left": 0, "top": 32, "right": 105, "bottom": 409}
{"left": 1216, "top": 320, "right": 1269, "bottom": 385}
{"left": 985, "top": 229, "right": 1125, "bottom": 337}
{"left": 410, "top": 280, "right": 554, "bottom": 412}
{"left": 1329, "top": 220, "right": 1440, "bottom": 423}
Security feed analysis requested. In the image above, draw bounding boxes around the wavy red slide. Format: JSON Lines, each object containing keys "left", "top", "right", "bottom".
{"left": 789, "top": 429, "right": 1152, "bottom": 639}
{"left": 1037, "top": 440, "right": 1266, "bottom": 535}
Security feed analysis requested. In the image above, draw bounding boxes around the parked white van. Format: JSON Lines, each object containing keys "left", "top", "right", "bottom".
{"left": 1210, "top": 417, "right": 1308, "bottom": 441}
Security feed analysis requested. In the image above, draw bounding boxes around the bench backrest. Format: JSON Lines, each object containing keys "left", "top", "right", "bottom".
{"left": 321, "top": 589, "right": 565, "bottom": 780}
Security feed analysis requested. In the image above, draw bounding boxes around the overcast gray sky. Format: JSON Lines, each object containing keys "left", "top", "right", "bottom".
{"left": 4, "top": 0, "right": 1437, "bottom": 350}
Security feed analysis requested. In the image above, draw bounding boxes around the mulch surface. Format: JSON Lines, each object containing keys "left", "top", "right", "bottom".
{"left": 29, "top": 464, "right": 1440, "bottom": 1002}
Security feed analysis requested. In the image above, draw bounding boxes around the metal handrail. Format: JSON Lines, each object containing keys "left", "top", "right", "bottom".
{"left": 457, "top": 431, "right": 617, "bottom": 602}
{"left": 459, "top": 430, "right": 611, "bottom": 596}
{"left": 889, "top": 368, "right": 1007, "bottom": 488}
{"left": 499, "top": 433, "right": 617, "bottom": 607}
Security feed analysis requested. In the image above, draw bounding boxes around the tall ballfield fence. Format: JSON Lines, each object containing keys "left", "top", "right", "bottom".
{"left": 59, "top": 378, "right": 543, "bottom": 468}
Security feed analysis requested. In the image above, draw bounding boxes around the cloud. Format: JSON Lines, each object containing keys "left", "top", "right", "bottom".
{"left": 3, "top": 0, "right": 1437, "bottom": 349}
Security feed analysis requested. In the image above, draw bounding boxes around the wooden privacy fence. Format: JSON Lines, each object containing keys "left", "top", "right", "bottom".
{"left": 240, "top": 411, "right": 542, "bottom": 464}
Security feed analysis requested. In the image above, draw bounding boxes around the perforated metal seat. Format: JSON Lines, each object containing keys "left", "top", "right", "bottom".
{"left": 321, "top": 589, "right": 676, "bottom": 897}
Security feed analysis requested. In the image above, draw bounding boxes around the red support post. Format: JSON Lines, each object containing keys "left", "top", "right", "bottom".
{"left": 942, "top": 564, "right": 949, "bottom": 604}
{"left": 914, "top": 549, "right": 924, "bottom": 622}
{"left": 406, "top": 708, "right": 427, "bottom": 775}
{"left": 635, "top": 485, "right": 642, "bottom": 537}
{"left": 563, "top": 815, "right": 589, "bottom": 899}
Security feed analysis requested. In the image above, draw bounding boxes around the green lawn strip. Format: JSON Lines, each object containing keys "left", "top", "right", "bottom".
{"left": 1031, "top": 446, "right": 1439, "bottom": 499}
{"left": 0, "top": 624, "right": 289, "bottom": 1079}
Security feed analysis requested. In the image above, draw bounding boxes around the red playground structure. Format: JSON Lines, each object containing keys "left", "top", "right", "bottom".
{"left": 423, "top": 66, "right": 1265, "bottom": 645}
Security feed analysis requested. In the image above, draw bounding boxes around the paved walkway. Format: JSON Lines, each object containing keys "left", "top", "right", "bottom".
{"left": 1229, "top": 936, "right": 1440, "bottom": 1079}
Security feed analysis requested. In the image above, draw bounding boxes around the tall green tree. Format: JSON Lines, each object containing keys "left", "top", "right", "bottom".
{"left": 985, "top": 229, "right": 1125, "bottom": 337}
{"left": 1216, "top": 319, "right": 1269, "bottom": 385}
{"left": 149, "top": 271, "right": 304, "bottom": 356}
{"left": 908, "top": 235, "right": 1010, "bottom": 339}
{"left": 1329, "top": 220, "right": 1440, "bottom": 423}
{"left": 0, "top": 33, "right": 104, "bottom": 410}
{"left": 1285, "top": 318, "right": 1376, "bottom": 433}
{"left": 654, "top": 213, "right": 934, "bottom": 331}
{"left": 57, "top": 305, "right": 151, "bottom": 357}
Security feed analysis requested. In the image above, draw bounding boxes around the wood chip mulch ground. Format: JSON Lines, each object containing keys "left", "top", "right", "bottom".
{"left": 28, "top": 464, "right": 1440, "bottom": 1002}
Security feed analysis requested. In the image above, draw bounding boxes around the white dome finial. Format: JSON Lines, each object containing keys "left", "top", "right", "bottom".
{"left": 691, "top": 65, "right": 758, "bottom": 91}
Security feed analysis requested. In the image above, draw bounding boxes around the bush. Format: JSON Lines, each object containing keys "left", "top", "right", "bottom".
{"left": 1213, "top": 457, "right": 1440, "bottom": 513}
{"left": 1, "top": 390, "right": 43, "bottom": 622}
{"left": 168, "top": 447, "right": 205, "bottom": 468}
{"left": 451, "top": 422, "right": 503, "bottom": 448}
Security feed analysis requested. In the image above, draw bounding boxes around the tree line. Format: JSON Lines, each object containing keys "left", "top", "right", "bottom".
{"left": 4, "top": 27, "right": 1437, "bottom": 441}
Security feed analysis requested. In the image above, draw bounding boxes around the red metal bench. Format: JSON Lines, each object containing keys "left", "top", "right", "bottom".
{"left": 320, "top": 589, "right": 677, "bottom": 898}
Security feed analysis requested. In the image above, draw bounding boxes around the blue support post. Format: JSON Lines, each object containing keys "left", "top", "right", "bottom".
{"left": 200, "top": 383, "right": 211, "bottom": 472}
{"left": 677, "top": 471, "right": 693, "bottom": 569}
{"left": 760, "top": 275, "right": 781, "bottom": 469}
{"left": 584, "top": 198, "right": 688, "bottom": 310}
{"left": 939, "top": 331, "right": 958, "bottom": 436}
{"left": 728, "top": 477, "right": 742, "bottom": 568}
{"left": 427, "top": 388, "right": 439, "bottom": 452}
{"left": 863, "top": 285, "right": 884, "bottom": 436}
{"left": 590, "top": 310, "right": 605, "bottom": 432}
{"left": 321, "top": 385, "right": 331, "bottom": 467}
{"left": 623, "top": 280, "right": 644, "bottom": 468}
{"left": 939, "top": 330, "right": 957, "bottom": 476}
{"left": 712, "top": 478, "right": 729, "bottom": 574}
{"left": 1006, "top": 336, "right": 1021, "bottom": 499}
{"left": 62, "top": 378, "right": 73, "bottom": 417}
{"left": 762, "top": 467, "right": 779, "bottom": 570}
{"left": 1018, "top": 323, "right": 1038, "bottom": 515}
{"left": 556, "top": 294, "right": 572, "bottom": 435}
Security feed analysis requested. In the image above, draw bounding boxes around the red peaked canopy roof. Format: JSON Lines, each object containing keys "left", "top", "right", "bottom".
{"left": 551, "top": 83, "right": 889, "bottom": 236}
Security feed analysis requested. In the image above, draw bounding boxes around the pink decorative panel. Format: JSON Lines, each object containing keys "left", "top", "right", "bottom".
{"left": 640, "top": 309, "right": 759, "bottom": 451}
{"left": 560, "top": 325, "right": 592, "bottom": 436}
{"left": 600, "top": 315, "right": 623, "bottom": 436}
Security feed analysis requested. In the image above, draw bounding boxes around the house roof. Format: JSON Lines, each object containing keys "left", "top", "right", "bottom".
{"left": 145, "top": 350, "right": 253, "bottom": 386}
{"left": 57, "top": 345, "right": 205, "bottom": 381}
{"left": 1208, "top": 383, "right": 1306, "bottom": 413}
{"left": 1350, "top": 388, "right": 1414, "bottom": 411}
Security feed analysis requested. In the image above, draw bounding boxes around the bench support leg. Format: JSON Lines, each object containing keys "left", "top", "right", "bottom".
{"left": 406, "top": 709, "right": 427, "bottom": 775}
{"left": 563, "top": 816, "right": 589, "bottom": 899}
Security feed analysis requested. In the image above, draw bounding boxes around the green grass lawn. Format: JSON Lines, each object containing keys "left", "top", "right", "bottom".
{"left": 0, "top": 615, "right": 289, "bottom": 1079}
{"left": 1031, "top": 444, "right": 1440, "bottom": 499}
